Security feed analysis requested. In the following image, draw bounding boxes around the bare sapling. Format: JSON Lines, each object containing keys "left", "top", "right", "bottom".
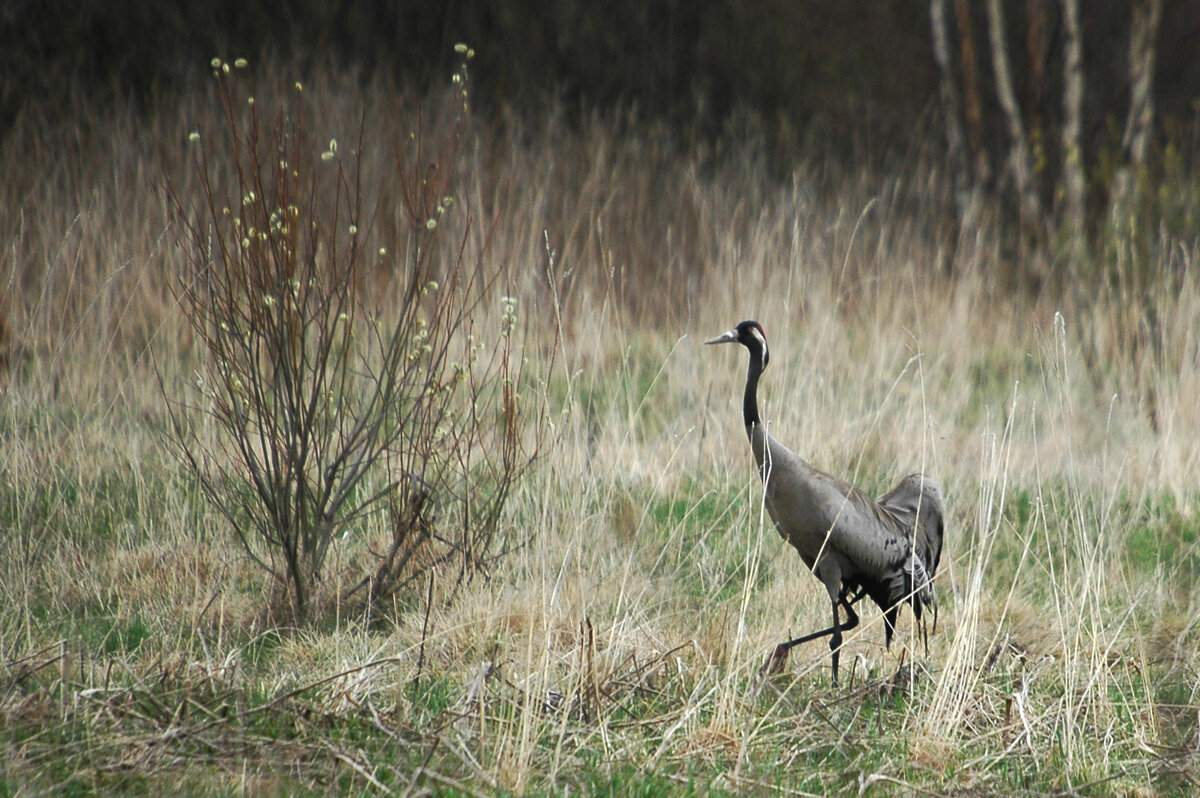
{"left": 163, "top": 49, "right": 550, "bottom": 622}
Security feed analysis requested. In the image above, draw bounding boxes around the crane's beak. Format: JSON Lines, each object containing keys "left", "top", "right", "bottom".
{"left": 705, "top": 330, "right": 737, "bottom": 345}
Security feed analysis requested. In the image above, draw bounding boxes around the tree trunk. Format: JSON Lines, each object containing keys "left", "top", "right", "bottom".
{"left": 931, "top": 0, "right": 975, "bottom": 239}
{"left": 1112, "top": 0, "right": 1163, "bottom": 225}
{"left": 1059, "top": 0, "right": 1085, "bottom": 250}
{"left": 1025, "top": 0, "right": 1049, "bottom": 117}
{"left": 985, "top": 0, "right": 1042, "bottom": 230}
{"left": 954, "top": 0, "right": 989, "bottom": 183}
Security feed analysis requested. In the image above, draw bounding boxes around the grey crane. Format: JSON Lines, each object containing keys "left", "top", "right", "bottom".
{"left": 707, "top": 320, "right": 944, "bottom": 684}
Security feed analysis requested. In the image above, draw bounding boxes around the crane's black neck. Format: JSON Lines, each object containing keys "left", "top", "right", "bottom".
{"left": 743, "top": 344, "right": 765, "bottom": 428}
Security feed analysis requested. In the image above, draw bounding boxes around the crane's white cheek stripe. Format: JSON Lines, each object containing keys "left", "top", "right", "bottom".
{"left": 750, "top": 328, "right": 769, "bottom": 363}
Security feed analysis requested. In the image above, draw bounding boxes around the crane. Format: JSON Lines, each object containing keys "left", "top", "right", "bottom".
{"left": 707, "top": 320, "right": 944, "bottom": 684}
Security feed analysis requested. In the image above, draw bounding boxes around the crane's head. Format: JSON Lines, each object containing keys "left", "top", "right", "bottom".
{"left": 705, "top": 320, "right": 769, "bottom": 367}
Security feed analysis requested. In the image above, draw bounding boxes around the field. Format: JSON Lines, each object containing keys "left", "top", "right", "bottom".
{"left": 3, "top": 60, "right": 1199, "bottom": 796}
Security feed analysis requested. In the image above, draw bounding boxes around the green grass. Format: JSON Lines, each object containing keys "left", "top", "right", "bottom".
{"left": 1123, "top": 495, "right": 1200, "bottom": 577}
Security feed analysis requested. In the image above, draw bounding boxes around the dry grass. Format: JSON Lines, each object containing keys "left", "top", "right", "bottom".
{"left": 2, "top": 59, "right": 1199, "bottom": 796}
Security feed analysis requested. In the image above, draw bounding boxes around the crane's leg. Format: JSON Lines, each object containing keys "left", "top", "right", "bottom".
{"left": 764, "top": 586, "right": 865, "bottom": 676}
{"left": 839, "top": 588, "right": 861, "bottom": 632}
{"left": 822, "top": 567, "right": 849, "bottom": 686}
{"left": 828, "top": 596, "right": 843, "bottom": 685}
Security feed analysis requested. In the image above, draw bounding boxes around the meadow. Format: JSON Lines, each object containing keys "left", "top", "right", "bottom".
{"left": 2, "top": 58, "right": 1199, "bottom": 796}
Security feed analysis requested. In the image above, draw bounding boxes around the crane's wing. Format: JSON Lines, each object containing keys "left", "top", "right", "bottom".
{"left": 751, "top": 432, "right": 945, "bottom": 618}
{"left": 877, "top": 474, "right": 944, "bottom": 617}
{"left": 878, "top": 475, "right": 943, "bottom": 569}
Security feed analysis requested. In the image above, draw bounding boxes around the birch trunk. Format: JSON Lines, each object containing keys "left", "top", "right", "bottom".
{"left": 1060, "top": 0, "right": 1085, "bottom": 248}
{"left": 985, "top": 0, "right": 1042, "bottom": 228}
{"left": 1112, "top": 0, "right": 1163, "bottom": 223}
{"left": 930, "top": 0, "right": 974, "bottom": 234}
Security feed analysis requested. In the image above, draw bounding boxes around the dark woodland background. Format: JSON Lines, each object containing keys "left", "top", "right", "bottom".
{"left": 3, "top": 0, "right": 1198, "bottom": 279}
{"left": 4, "top": 1, "right": 1197, "bottom": 156}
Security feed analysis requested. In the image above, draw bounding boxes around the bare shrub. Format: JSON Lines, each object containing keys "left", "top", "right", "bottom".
{"left": 163, "top": 51, "right": 549, "bottom": 621}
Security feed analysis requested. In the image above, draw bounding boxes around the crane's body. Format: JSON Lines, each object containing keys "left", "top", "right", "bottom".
{"left": 708, "top": 320, "right": 944, "bottom": 683}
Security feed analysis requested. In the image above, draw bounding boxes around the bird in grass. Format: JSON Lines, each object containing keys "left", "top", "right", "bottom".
{"left": 707, "top": 320, "right": 944, "bottom": 684}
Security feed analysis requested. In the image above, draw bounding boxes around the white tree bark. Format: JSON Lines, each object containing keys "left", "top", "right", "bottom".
{"left": 930, "top": 0, "right": 975, "bottom": 232}
{"left": 985, "top": 0, "right": 1042, "bottom": 227}
{"left": 1112, "top": 0, "right": 1163, "bottom": 221}
{"left": 1059, "top": 0, "right": 1085, "bottom": 245}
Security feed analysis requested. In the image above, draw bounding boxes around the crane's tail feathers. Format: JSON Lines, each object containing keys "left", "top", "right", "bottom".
{"left": 913, "top": 564, "right": 938, "bottom": 655}
{"left": 927, "top": 582, "right": 939, "bottom": 636}
{"left": 906, "top": 556, "right": 936, "bottom": 614}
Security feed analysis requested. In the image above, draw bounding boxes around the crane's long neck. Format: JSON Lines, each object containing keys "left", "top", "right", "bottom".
{"left": 743, "top": 345, "right": 765, "bottom": 429}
